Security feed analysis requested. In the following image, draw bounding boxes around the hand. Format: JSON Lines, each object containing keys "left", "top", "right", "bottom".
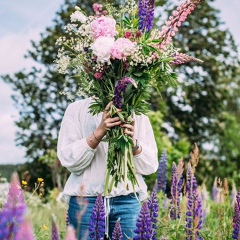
{"left": 121, "top": 118, "right": 135, "bottom": 140}
{"left": 96, "top": 101, "right": 122, "bottom": 136}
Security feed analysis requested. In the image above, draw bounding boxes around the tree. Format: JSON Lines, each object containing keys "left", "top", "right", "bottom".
{"left": 2, "top": 0, "right": 239, "bottom": 189}
{"left": 157, "top": 0, "right": 239, "bottom": 155}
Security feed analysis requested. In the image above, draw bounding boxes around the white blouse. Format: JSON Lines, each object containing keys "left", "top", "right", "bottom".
{"left": 57, "top": 97, "right": 158, "bottom": 202}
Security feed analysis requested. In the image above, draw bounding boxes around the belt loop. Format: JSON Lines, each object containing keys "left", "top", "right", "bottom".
{"left": 104, "top": 197, "right": 110, "bottom": 238}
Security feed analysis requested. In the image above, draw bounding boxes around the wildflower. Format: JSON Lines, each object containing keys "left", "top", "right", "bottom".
{"left": 113, "top": 77, "right": 137, "bottom": 108}
{"left": 51, "top": 214, "right": 60, "bottom": 240}
{"left": 138, "top": 0, "right": 155, "bottom": 32}
{"left": 37, "top": 178, "right": 44, "bottom": 183}
{"left": 134, "top": 201, "right": 151, "bottom": 239}
{"left": 0, "top": 172, "right": 26, "bottom": 239}
{"left": 212, "top": 177, "right": 219, "bottom": 203}
{"left": 89, "top": 195, "right": 105, "bottom": 239}
{"left": 70, "top": 10, "right": 87, "bottom": 23}
{"left": 157, "top": 149, "right": 168, "bottom": 193}
{"left": 147, "top": 189, "right": 159, "bottom": 240}
{"left": 112, "top": 219, "right": 123, "bottom": 240}
{"left": 186, "top": 164, "right": 203, "bottom": 240}
{"left": 124, "top": 31, "right": 132, "bottom": 39}
{"left": 169, "top": 160, "right": 184, "bottom": 220}
{"left": 65, "top": 225, "right": 77, "bottom": 240}
{"left": 21, "top": 180, "right": 27, "bottom": 186}
{"left": 15, "top": 219, "right": 35, "bottom": 240}
{"left": 170, "top": 53, "right": 203, "bottom": 65}
{"left": 93, "top": 3, "right": 103, "bottom": 15}
{"left": 231, "top": 181, "right": 238, "bottom": 208}
{"left": 43, "top": 224, "right": 48, "bottom": 231}
{"left": 232, "top": 190, "right": 240, "bottom": 239}
{"left": 158, "top": 0, "right": 203, "bottom": 49}
{"left": 94, "top": 72, "right": 103, "bottom": 80}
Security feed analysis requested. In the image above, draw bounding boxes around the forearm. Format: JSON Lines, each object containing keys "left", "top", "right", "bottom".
{"left": 86, "top": 127, "right": 106, "bottom": 149}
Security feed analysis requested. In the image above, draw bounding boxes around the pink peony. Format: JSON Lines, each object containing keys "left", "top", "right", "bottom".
{"left": 91, "top": 36, "right": 115, "bottom": 62}
{"left": 110, "top": 38, "right": 136, "bottom": 60}
{"left": 91, "top": 16, "right": 117, "bottom": 39}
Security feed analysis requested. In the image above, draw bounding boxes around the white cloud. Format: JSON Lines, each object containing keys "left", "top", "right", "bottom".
{"left": 0, "top": 28, "right": 42, "bottom": 75}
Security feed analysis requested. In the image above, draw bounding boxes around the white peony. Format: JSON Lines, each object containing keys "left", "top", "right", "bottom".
{"left": 91, "top": 36, "right": 115, "bottom": 63}
{"left": 70, "top": 11, "right": 87, "bottom": 23}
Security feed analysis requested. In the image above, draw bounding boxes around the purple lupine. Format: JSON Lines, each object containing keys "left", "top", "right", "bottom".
{"left": 186, "top": 164, "right": 203, "bottom": 240}
{"left": 113, "top": 77, "right": 137, "bottom": 108}
{"left": 51, "top": 214, "right": 60, "bottom": 240}
{"left": 147, "top": 189, "right": 159, "bottom": 240}
{"left": 169, "top": 161, "right": 183, "bottom": 220}
{"left": 89, "top": 195, "right": 105, "bottom": 240}
{"left": 231, "top": 182, "right": 238, "bottom": 208}
{"left": 232, "top": 191, "right": 240, "bottom": 239}
{"left": 157, "top": 150, "right": 168, "bottom": 193}
{"left": 170, "top": 53, "right": 203, "bottom": 65}
{"left": 0, "top": 172, "right": 26, "bottom": 239}
{"left": 158, "top": 0, "right": 203, "bottom": 50}
{"left": 212, "top": 177, "right": 219, "bottom": 203}
{"left": 112, "top": 219, "right": 123, "bottom": 240}
{"left": 138, "top": 0, "right": 155, "bottom": 32}
{"left": 15, "top": 219, "right": 35, "bottom": 240}
{"left": 134, "top": 201, "right": 151, "bottom": 240}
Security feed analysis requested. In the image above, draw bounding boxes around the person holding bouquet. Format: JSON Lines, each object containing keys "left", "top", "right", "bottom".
{"left": 57, "top": 97, "right": 158, "bottom": 239}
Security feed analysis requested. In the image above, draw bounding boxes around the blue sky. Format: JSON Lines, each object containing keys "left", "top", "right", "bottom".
{"left": 0, "top": 0, "right": 240, "bottom": 164}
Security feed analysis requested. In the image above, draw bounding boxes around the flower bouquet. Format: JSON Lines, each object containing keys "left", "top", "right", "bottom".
{"left": 55, "top": 0, "right": 203, "bottom": 195}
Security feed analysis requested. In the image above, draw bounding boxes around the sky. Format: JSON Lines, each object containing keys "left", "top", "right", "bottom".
{"left": 0, "top": 0, "right": 240, "bottom": 165}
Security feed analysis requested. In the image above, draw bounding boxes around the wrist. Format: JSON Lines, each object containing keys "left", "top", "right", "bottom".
{"left": 94, "top": 127, "right": 106, "bottom": 140}
{"left": 132, "top": 139, "right": 140, "bottom": 152}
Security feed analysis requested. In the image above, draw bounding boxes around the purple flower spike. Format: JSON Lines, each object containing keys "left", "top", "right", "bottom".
{"left": 212, "top": 177, "right": 219, "bottom": 203}
{"left": 113, "top": 77, "right": 137, "bottom": 108}
{"left": 232, "top": 191, "right": 240, "bottom": 239}
{"left": 15, "top": 219, "right": 35, "bottom": 240}
{"left": 89, "top": 195, "right": 105, "bottom": 240}
{"left": 147, "top": 189, "right": 159, "bottom": 240}
{"left": 138, "top": 0, "right": 155, "bottom": 32}
{"left": 0, "top": 172, "right": 26, "bottom": 239}
{"left": 186, "top": 164, "right": 203, "bottom": 240}
{"left": 52, "top": 214, "right": 60, "bottom": 240}
{"left": 169, "top": 160, "right": 184, "bottom": 220}
{"left": 157, "top": 149, "right": 168, "bottom": 193}
{"left": 112, "top": 219, "right": 123, "bottom": 240}
{"left": 134, "top": 201, "right": 151, "bottom": 240}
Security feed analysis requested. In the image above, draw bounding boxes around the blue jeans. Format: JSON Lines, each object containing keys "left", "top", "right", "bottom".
{"left": 68, "top": 194, "right": 140, "bottom": 240}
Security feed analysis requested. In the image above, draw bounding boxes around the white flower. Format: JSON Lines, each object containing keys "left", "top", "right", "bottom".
{"left": 55, "top": 53, "right": 70, "bottom": 74}
{"left": 91, "top": 36, "right": 115, "bottom": 63}
{"left": 70, "top": 11, "right": 87, "bottom": 23}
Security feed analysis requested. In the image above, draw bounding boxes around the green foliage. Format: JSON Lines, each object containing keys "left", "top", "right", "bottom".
{"left": 24, "top": 190, "right": 67, "bottom": 239}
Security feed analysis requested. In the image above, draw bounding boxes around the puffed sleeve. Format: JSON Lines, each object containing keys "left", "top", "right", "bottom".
{"left": 57, "top": 101, "right": 97, "bottom": 175}
{"left": 133, "top": 115, "right": 158, "bottom": 175}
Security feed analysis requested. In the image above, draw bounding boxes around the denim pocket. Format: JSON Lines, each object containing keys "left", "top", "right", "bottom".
{"left": 128, "top": 192, "right": 139, "bottom": 199}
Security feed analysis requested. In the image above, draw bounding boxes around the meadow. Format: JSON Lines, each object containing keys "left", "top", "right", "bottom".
{"left": 0, "top": 148, "right": 239, "bottom": 240}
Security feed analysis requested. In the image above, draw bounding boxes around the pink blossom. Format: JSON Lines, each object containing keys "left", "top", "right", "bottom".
{"left": 91, "top": 36, "right": 115, "bottom": 62}
{"left": 91, "top": 16, "right": 117, "bottom": 39}
{"left": 110, "top": 38, "right": 136, "bottom": 60}
{"left": 124, "top": 31, "right": 132, "bottom": 39}
{"left": 92, "top": 3, "right": 103, "bottom": 14}
{"left": 94, "top": 72, "right": 103, "bottom": 80}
